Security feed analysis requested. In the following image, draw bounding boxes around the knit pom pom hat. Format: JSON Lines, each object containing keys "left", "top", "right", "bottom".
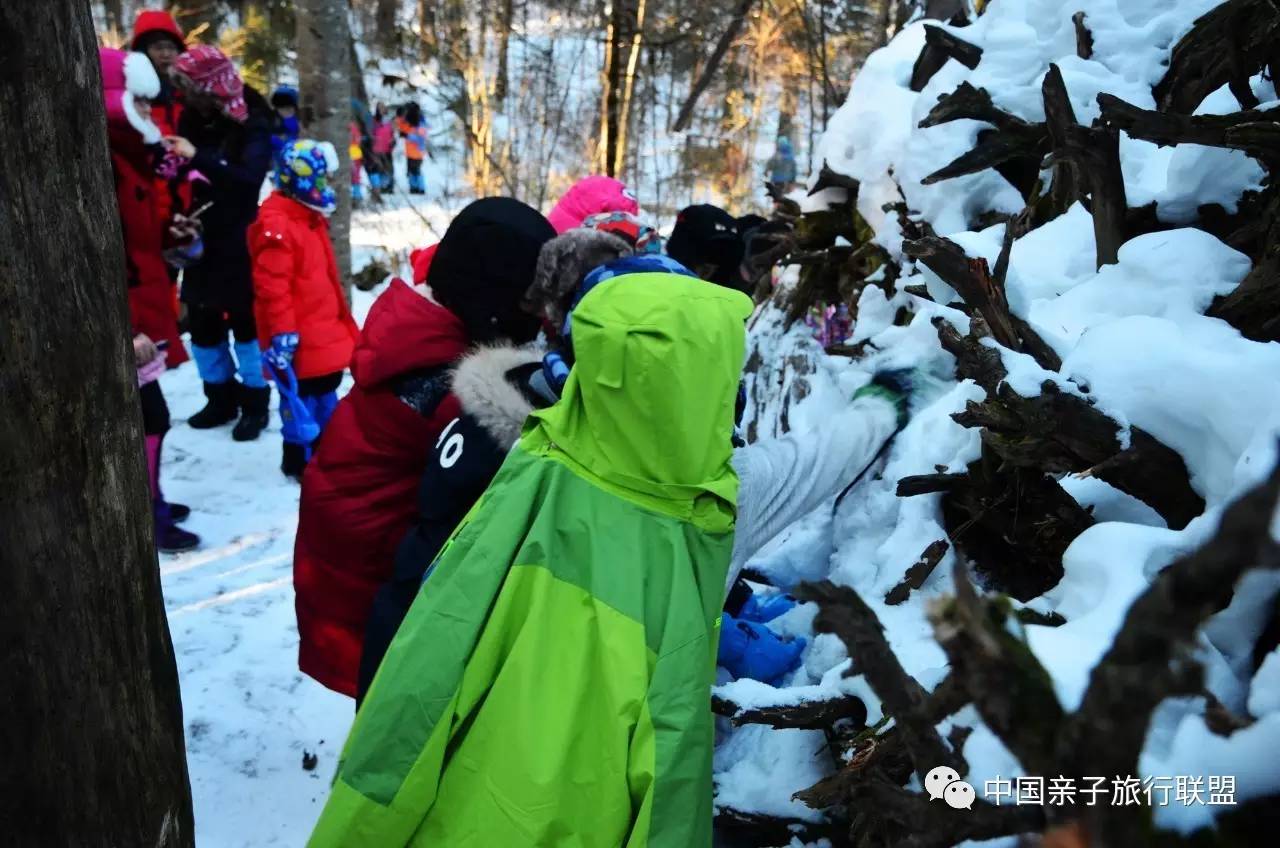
{"left": 172, "top": 45, "right": 247, "bottom": 122}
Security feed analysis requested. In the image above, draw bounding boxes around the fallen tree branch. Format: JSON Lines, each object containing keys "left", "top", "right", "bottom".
{"left": 1072, "top": 11, "right": 1093, "bottom": 59}
{"left": 929, "top": 558, "right": 1065, "bottom": 778}
{"left": 904, "top": 236, "right": 1022, "bottom": 352}
{"left": 1098, "top": 93, "right": 1280, "bottom": 165}
{"left": 808, "top": 160, "right": 861, "bottom": 197}
{"left": 796, "top": 581, "right": 963, "bottom": 778}
{"left": 919, "top": 83, "right": 1036, "bottom": 133}
{"left": 712, "top": 692, "right": 868, "bottom": 730}
{"left": 910, "top": 24, "right": 984, "bottom": 92}
{"left": 885, "top": 540, "right": 950, "bottom": 605}
{"left": 896, "top": 473, "right": 966, "bottom": 497}
{"left": 862, "top": 778, "right": 1045, "bottom": 848}
{"left": 1062, "top": 458, "right": 1280, "bottom": 841}
{"left": 1043, "top": 64, "right": 1127, "bottom": 267}
{"left": 713, "top": 805, "right": 842, "bottom": 846}
{"left": 921, "top": 129, "right": 1047, "bottom": 190}
{"left": 1153, "top": 0, "right": 1280, "bottom": 114}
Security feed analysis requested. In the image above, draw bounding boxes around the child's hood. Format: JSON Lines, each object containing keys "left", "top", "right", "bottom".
{"left": 350, "top": 277, "right": 467, "bottom": 389}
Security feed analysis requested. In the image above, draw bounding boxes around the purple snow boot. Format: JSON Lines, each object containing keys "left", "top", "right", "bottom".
{"left": 146, "top": 434, "right": 200, "bottom": 552}
{"left": 154, "top": 499, "right": 200, "bottom": 553}
{"left": 146, "top": 433, "right": 191, "bottom": 523}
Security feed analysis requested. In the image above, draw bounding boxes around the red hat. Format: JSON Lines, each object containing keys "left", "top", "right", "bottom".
{"left": 173, "top": 45, "right": 247, "bottom": 123}
{"left": 410, "top": 244, "right": 438, "bottom": 285}
{"left": 130, "top": 10, "right": 186, "bottom": 52}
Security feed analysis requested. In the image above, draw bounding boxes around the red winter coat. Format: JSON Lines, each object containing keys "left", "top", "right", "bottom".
{"left": 249, "top": 192, "right": 359, "bottom": 379}
{"left": 110, "top": 145, "right": 188, "bottom": 365}
{"left": 293, "top": 272, "right": 467, "bottom": 697}
{"left": 131, "top": 11, "right": 189, "bottom": 234}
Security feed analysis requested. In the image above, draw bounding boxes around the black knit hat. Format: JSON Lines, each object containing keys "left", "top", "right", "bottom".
{"left": 427, "top": 198, "right": 556, "bottom": 345}
{"left": 665, "top": 204, "right": 749, "bottom": 291}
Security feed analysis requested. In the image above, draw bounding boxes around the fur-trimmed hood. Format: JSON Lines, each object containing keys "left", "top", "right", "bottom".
{"left": 100, "top": 48, "right": 163, "bottom": 146}
{"left": 450, "top": 344, "right": 548, "bottom": 447}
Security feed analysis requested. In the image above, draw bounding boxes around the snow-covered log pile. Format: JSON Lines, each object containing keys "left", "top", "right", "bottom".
{"left": 714, "top": 1, "right": 1280, "bottom": 845}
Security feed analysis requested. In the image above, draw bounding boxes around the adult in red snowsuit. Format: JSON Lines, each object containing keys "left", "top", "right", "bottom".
{"left": 131, "top": 9, "right": 188, "bottom": 226}
{"left": 101, "top": 48, "right": 186, "bottom": 364}
{"left": 293, "top": 198, "right": 555, "bottom": 697}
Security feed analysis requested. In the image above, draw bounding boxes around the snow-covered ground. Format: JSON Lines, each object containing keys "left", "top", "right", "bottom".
{"left": 160, "top": 364, "right": 351, "bottom": 847}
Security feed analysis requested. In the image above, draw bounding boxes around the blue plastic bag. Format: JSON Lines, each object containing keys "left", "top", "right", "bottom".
{"left": 267, "top": 361, "right": 321, "bottom": 448}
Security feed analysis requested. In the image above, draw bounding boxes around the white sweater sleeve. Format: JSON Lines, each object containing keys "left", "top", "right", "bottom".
{"left": 727, "top": 394, "right": 899, "bottom": 592}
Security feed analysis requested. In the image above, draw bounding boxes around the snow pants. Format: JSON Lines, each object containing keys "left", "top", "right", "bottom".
{"left": 188, "top": 305, "right": 266, "bottom": 389}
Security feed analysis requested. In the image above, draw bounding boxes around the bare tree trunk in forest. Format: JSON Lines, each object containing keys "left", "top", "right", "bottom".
{"left": 374, "top": 0, "right": 397, "bottom": 52}
{"left": 167, "top": 0, "right": 223, "bottom": 41}
{"left": 495, "top": 0, "right": 514, "bottom": 101}
{"left": 0, "top": 3, "right": 193, "bottom": 845}
{"left": 104, "top": 0, "right": 126, "bottom": 33}
{"left": 879, "top": 0, "right": 896, "bottom": 45}
{"left": 297, "top": 0, "right": 354, "bottom": 290}
{"left": 418, "top": 0, "right": 437, "bottom": 60}
{"left": 818, "top": 0, "right": 829, "bottom": 121}
{"left": 613, "top": 0, "right": 646, "bottom": 178}
{"left": 671, "top": 0, "right": 758, "bottom": 132}
{"left": 598, "top": 0, "right": 622, "bottom": 175}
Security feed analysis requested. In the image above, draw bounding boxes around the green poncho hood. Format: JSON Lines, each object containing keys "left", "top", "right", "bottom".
{"left": 529, "top": 272, "right": 752, "bottom": 529}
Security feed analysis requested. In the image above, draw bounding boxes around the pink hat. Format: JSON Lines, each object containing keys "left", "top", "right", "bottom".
{"left": 173, "top": 45, "right": 247, "bottom": 123}
{"left": 99, "top": 47, "right": 162, "bottom": 144}
{"left": 545, "top": 175, "right": 639, "bottom": 234}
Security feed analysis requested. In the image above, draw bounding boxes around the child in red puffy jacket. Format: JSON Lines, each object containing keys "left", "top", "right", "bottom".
{"left": 249, "top": 139, "right": 360, "bottom": 478}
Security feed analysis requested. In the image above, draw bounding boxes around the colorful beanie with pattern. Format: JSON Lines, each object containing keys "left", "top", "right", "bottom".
{"left": 274, "top": 139, "right": 340, "bottom": 215}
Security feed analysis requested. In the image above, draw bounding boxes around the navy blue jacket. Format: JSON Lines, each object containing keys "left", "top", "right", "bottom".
{"left": 178, "top": 86, "right": 273, "bottom": 313}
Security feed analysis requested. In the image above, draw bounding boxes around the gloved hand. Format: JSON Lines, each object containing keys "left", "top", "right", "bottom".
{"left": 718, "top": 613, "right": 806, "bottom": 686}
{"left": 738, "top": 592, "right": 798, "bottom": 625}
{"left": 137, "top": 353, "right": 168, "bottom": 386}
{"left": 162, "top": 235, "right": 204, "bottom": 269}
{"left": 267, "top": 332, "right": 300, "bottom": 371}
{"left": 853, "top": 368, "right": 913, "bottom": 428}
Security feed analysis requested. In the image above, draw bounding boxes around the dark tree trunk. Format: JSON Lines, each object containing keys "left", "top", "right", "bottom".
{"left": 418, "top": 0, "right": 437, "bottom": 61}
{"left": 103, "top": 0, "right": 126, "bottom": 32}
{"left": 297, "top": 0, "right": 354, "bottom": 289}
{"left": 599, "top": 0, "right": 627, "bottom": 175}
{"left": 166, "top": 0, "right": 224, "bottom": 40}
{"left": 375, "top": 0, "right": 398, "bottom": 52}
{"left": 495, "top": 0, "right": 514, "bottom": 101}
{"left": 0, "top": 3, "right": 193, "bottom": 845}
{"left": 671, "top": 0, "right": 758, "bottom": 132}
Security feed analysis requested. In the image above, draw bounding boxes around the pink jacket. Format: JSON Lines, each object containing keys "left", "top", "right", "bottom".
{"left": 546, "top": 175, "right": 638, "bottom": 234}
{"left": 372, "top": 121, "right": 395, "bottom": 155}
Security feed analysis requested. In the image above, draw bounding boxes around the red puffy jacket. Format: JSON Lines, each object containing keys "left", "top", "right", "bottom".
{"left": 132, "top": 10, "right": 189, "bottom": 228}
{"left": 249, "top": 192, "right": 359, "bottom": 379}
{"left": 293, "top": 269, "right": 467, "bottom": 697}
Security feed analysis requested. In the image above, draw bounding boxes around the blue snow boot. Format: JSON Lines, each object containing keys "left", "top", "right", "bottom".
{"left": 718, "top": 613, "right": 807, "bottom": 685}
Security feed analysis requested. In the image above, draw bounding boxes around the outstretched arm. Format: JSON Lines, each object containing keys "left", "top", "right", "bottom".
{"left": 728, "top": 388, "right": 903, "bottom": 590}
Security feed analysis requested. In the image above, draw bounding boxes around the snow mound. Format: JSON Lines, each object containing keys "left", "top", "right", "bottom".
{"left": 722, "top": 0, "right": 1280, "bottom": 840}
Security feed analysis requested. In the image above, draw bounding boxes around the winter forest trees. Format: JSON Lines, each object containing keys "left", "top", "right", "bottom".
{"left": 0, "top": 3, "right": 193, "bottom": 845}
{"left": 96, "top": 0, "right": 947, "bottom": 213}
